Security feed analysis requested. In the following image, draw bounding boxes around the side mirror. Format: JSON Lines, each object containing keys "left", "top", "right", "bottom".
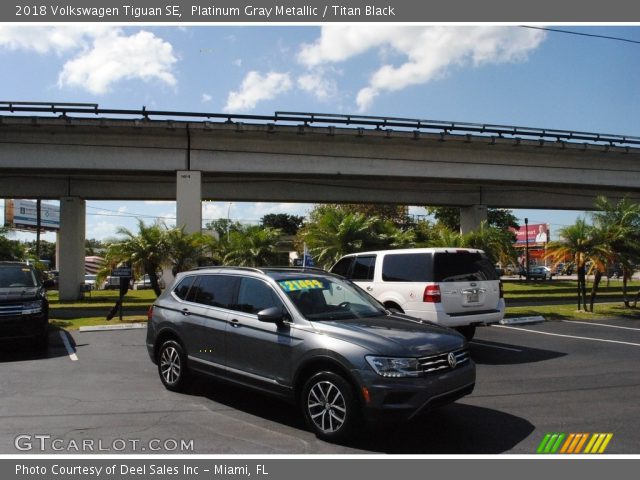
{"left": 43, "top": 279, "right": 55, "bottom": 289}
{"left": 257, "top": 306, "right": 285, "bottom": 324}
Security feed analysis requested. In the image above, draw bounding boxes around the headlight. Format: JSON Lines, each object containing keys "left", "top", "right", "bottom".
{"left": 365, "top": 356, "right": 421, "bottom": 378}
{"left": 22, "top": 301, "right": 43, "bottom": 315}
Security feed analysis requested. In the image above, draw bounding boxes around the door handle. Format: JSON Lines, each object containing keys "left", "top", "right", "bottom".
{"left": 366, "top": 286, "right": 373, "bottom": 291}
{"left": 230, "top": 319, "right": 241, "bottom": 328}
{"left": 181, "top": 308, "right": 191, "bottom": 316}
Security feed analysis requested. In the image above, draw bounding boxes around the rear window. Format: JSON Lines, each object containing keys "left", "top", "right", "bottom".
{"left": 433, "top": 252, "right": 498, "bottom": 282}
{"left": 187, "top": 275, "right": 239, "bottom": 309}
{"left": 382, "top": 253, "right": 433, "bottom": 282}
{"left": 173, "top": 276, "right": 195, "bottom": 300}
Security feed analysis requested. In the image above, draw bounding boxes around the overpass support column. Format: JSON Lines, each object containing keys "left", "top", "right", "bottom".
{"left": 58, "top": 197, "right": 86, "bottom": 301}
{"left": 176, "top": 171, "right": 202, "bottom": 234}
{"left": 460, "top": 205, "right": 488, "bottom": 234}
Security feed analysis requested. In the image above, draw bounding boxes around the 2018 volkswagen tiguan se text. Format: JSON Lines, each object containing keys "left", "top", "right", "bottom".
{"left": 146, "top": 267, "right": 475, "bottom": 442}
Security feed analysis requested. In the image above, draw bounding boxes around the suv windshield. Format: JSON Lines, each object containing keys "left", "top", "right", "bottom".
{"left": 0, "top": 264, "right": 39, "bottom": 288}
{"left": 276, "top": 276, "right": 385, "bottom": 320}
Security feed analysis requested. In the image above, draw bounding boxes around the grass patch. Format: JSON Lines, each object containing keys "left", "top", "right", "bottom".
{"left": 506, "top": 303, "right": 640, "bottom": 321}
{"left": 50, "top": 316, "right": 148, "bottom": 331}
{"left": 48, "top": 289, "right": 157, "bottom": 308}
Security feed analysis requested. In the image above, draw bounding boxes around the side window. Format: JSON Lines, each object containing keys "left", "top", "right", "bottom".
{"left": 382, "top": 254, "right": 433, "bottom": 282}
{"left": 235, "top": 278, "right": 284, "bottom": 315}
{"left": 331, "top": 257, "right": 354, "bottom": 278}
{"left": 351, "top": 255, "right": 376, "bottom": 281}
{"left": 189, "top": 275, "right": 239, "bottom": 309}
{"left": 173, "top": 276, "right": 195, "bottom": 300}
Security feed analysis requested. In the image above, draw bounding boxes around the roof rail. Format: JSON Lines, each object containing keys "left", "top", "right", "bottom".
{"left": 192, "top": 265, "right": 266, "bottom": 274}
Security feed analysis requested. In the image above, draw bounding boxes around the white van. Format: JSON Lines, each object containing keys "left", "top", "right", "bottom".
{"left": 330, "top": 248, "right": 505, "bottom": 340}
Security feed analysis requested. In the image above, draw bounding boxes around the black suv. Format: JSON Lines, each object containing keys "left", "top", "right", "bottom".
{"left": 0, "top": 262, "right": 50, "bottom": 349}
{"left": 146, "top": 267, "right": 475, "bottom": 442}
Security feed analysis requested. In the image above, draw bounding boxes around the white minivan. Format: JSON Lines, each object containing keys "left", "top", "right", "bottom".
{"left": 330, "top": 248, "right": 505, "bottom": 340}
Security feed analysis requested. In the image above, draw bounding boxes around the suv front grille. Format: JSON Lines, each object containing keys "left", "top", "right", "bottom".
{"left": 419, "top": 348, "right": 469, "bottom": 374}
{"left": 0, "top": 304, "right": 23, "bottom": 317}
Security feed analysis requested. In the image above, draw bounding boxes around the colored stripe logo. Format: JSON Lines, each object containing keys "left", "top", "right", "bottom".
{"left": 537, "top": 433, "right": 613, "bottom": 454}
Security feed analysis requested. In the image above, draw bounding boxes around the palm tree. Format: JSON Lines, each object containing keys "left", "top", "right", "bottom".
{"left": 164, "top": 227, "right": 208, "bottom": 276}
{"left": 298, "top": 208, "right": 380, "bottom": 268}
{"left": 222, "top": 225, "right": 282, "bottom": 267}
{"left": 104, "top": 220, "right": 167, "bottom": 297}
{"left": 591, "top": 196, "right": 640, "bottom": 307}
{"left": 546, "top": 219, "right": 598, "bottom": 311}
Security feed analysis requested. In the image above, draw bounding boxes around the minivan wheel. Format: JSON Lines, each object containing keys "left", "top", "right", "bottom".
{"left": 158, "top": 340, "right": 189, "bottom": 392}
{"left": 455, "top": 325, "right": 476, "bottom": 341}
{"left": 301, "top": 372, "right": 359, "bottom": 442}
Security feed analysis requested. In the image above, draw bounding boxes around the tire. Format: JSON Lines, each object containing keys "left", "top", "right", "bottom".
{"left": 301, "top": 371, "right": 360, "bottom": 443}
{"left": 455, "top": 325, "right": 476, "bottom": 341}
{"left": 157, "top": 340, "right": 189, "bottom": 392}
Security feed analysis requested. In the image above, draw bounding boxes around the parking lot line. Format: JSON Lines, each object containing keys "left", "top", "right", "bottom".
{"left": 561, "top": 320, "right": 640, "bottom": 331}
{"left": 494, "top": 325, "right": 640, "bottom": 348}
{"left": 470, "top": 340, "right": 523, "bottom": 352}
{"left": 58, "top": 331, "right": 78, "bottom": 361}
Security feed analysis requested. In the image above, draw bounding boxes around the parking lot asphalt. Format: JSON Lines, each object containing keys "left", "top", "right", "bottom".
{"left": 1, "top": 318, "right": 639, "bottom": 455}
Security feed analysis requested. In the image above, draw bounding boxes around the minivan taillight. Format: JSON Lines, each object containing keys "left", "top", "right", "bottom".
{"left": 423, "top": 285, "right": 441, "bottom": 303}
{"left": 499, "top": 282, "right": 504, "bottom": 298}
{"left": 147, "top": 305, "right": 154, "bottom": 321}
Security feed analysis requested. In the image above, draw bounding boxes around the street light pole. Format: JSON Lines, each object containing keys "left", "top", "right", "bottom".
{"left": 525, "top": 217, "right": 530, "bottom": 281}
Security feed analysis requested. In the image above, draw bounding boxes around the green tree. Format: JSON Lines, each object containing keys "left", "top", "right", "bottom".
{"left": 222, "top": 225, "right": 282, "bottom": 267}
{"left": 591, "top": 196, "right": 640, "bottom": 307}
{"left": 426, "top": 206, "right": 519, "bottom": 232}
{"left": 204, "top": 218, "right": 243, "bottom": 239}
{"left": 546, "top": 219, "right": 597, "bottom": 311}
{"left": 260, "top": 213, "right": 304, "bottom": 236}
{"left": 339, "top": 204, "right": 409, "bottom": 227}
{"left": 103, "top": 220, "right": 167, "bottom": 297}
{"left": 0, "top": 227, "right": 25, "bottom": 261}
{"left": 297, "top": 206, "right": 381, "bottom": 268}
{"left": 164, "top": 227, "right": 209, "bottom": 276}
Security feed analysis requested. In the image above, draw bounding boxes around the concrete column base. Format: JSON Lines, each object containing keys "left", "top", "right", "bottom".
{"left": 58, "top": 197, "right": 86, "bottom": 301}
{"left": 460, "top": 205, "right": 488, "bottom": 234}
{"left": 176, "top": 171, "right": 202, "bottom": 234}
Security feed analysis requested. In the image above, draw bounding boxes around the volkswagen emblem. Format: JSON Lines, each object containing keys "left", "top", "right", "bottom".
{"left": 447, "top": 352, "right": 457, "bottom": 368}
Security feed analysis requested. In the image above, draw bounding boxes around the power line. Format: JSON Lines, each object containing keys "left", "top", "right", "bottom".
{"left": 521, "top": 25, "right": 640, "bottom": 45}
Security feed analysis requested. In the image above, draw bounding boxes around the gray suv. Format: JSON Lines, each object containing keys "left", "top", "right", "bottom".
{"left": 146, "top": 267, "right": 475, "bottom": 442}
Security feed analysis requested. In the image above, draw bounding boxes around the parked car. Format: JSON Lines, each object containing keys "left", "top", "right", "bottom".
{"left": 83, "top": 274, "right": 97, "bottom": 290}
{"left": 133, "top": 274, "right": 165, "bottom": 290}
{"left": 146, "top": 267, "right": 475, "bottom": 442}
{"left": 528, "top": 266, "right": 554, "bottom": 281}
{"left": 330, "top": 248, "right": 505, "bottom": 340}
{"left": 0, "top": 262, "right": 52, "bottom": 349}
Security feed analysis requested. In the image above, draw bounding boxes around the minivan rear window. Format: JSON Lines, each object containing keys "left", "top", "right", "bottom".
{"left": 433, "top": 252, "right": 498, "bottom": 282}
{"left": 382, "top": 253, "right": 433, "bottom": 282}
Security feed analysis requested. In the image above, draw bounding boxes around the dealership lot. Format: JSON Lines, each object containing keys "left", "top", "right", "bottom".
{"left": 1, "top": 319, "right": 639, "bottom": 454}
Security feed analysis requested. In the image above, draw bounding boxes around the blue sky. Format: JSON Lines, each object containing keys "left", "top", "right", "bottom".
{"left": 1, "top": 25, "right": 639, "bottom": 242}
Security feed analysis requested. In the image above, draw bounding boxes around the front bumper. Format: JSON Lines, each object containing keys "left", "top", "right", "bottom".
{"left": 0, "top": 311, "right": 48, "bottom": 341}
{"left": 355, "top": 360, "right": 476, "bottom": 426}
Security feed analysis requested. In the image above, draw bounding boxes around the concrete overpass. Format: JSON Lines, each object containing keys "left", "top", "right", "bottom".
{"left": 2, "top": 106, "right": 640, "bottom": 299}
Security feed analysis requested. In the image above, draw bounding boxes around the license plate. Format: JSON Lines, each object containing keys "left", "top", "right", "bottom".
{"left": 466, "top": 292, "right": 479, "bottom": 303}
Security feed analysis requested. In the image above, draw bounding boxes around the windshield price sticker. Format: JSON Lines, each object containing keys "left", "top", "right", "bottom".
{"left": 278, "top": 279, "right": 324, "bottom": 292}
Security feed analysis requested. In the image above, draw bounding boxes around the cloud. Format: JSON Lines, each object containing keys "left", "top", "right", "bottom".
{"left": 0, "top": 26, "right": 178, "bottom": 95}
{"left": 224, "top": 71, "right": 292, "bottom": 112}
{"left": 233, "top": 58, "right": 242, "bottom": 67}
{"left": 297, "top": 70, "right": 337, "bottom": 101}
{"left": 201, "top": 93, "right": 213, "bottom": 103}
{"left": 298, "top": 26, "right": 546, "bottom": 111}
{"left": 0, "top": 25, "right": 107, "bottom": 54}
{"left": 58, "top": 30, "right": 177, "bottom": 95}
